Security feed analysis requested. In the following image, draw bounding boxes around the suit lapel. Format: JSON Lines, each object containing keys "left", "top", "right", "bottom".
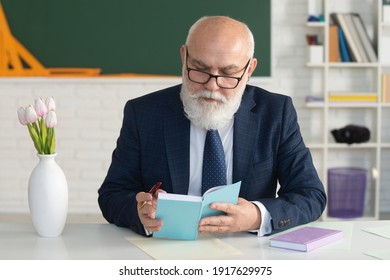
{"left": 233, "top": 91, "right": 258, "bottom": 195}
{"left": 164, "top": 92, "right": 191, "bottom": 195}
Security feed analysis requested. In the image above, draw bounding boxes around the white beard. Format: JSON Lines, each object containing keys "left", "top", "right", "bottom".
{"left": 180, "top": 79, "right": 244, "bottom": 130}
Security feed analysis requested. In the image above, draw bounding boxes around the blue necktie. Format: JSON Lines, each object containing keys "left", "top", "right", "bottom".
{"left": 202, "top": 130, "right": 227, "bottom": 194}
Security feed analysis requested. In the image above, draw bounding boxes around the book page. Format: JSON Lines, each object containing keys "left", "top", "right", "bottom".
{"left": 362, "top": 225, "right": 390, "bottom": 239}
{"left": 203, "top": 185, "right": 226, "bottom": 195}
{"left": 364, "top": 248, "right": 390, "bottom": 260}
{"left": 126, "top": 233, "right": 242, "bottom": 259}
{"left": 157, "top": 192, "right": 202, "bottom": 203}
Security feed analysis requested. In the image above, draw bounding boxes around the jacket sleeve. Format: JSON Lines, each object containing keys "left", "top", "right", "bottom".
{"left": 259, "top": 97, "right": 327, "bottom": 234}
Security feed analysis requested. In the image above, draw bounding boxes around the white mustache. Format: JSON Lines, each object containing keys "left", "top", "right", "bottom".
{"left": 193, "top": 91, "right": 227, "bottom": 103}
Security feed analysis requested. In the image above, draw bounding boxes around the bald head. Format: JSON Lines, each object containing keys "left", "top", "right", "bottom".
{"left": 185, "top": 16, "right": 255, "bottom": 60}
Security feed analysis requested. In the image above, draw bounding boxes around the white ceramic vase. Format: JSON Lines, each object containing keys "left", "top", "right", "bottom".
{"left": 28, "top": 153, "right": 68, "bottom": 237}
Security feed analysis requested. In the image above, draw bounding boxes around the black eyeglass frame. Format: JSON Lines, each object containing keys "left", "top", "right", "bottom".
{"left": 185, "top": 47, "right": 251, "bottom": 89}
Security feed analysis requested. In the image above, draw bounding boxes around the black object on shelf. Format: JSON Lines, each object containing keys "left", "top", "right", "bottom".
{"left": 331, "top": 124, "right": 370, "bottom": 144}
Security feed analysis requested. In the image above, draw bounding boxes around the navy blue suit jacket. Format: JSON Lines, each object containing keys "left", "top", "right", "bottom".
{"left": 98, "top": 84, "right": 326, "bottom": 235}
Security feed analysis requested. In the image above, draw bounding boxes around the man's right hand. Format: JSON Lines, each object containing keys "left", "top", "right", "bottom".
{"left": 136, "top": 189, "right": 165, "bottom": 233}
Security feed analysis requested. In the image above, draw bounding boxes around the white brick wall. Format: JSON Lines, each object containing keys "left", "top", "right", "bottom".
{"left": 0, "top": 78, "right": 180, "bottom": 213}
{"left": 1, "top": 0, "right": 389, "bottom": 215}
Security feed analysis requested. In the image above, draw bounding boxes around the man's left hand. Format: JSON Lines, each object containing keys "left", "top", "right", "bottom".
{"left": 198, "top": 198, "right": 261, "bottom": 233}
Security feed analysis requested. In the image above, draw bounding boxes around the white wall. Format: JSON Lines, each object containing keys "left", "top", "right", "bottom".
{"left": 1, "top": 0, "right": 389, "bottom": 215}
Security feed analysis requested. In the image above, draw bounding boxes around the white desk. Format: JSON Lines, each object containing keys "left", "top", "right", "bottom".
{"left": 1, "top": 221, "right": 389, "bottom": 260}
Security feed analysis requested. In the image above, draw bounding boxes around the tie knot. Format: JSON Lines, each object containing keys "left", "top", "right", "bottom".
{"left": 206, "top": 129, "right": 220, "bottom": 141}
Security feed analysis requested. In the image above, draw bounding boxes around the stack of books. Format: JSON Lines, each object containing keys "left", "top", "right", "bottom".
{"left": 330, "top": 13, "right": 377, "bottom": 63}
{"left": 328, "top": 92, "right": 377, "bottom": 103}
{"left": 382, "top": 73, "right": 390, "bottom": 103}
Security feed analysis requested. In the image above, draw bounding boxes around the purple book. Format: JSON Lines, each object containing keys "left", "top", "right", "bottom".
{"left": 269, "top": 226, "right": 343, "bottom": 252}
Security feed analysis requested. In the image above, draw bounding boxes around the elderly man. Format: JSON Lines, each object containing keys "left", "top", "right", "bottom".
{"left": 98, "top": 16, "right": 326, "bottom": 237}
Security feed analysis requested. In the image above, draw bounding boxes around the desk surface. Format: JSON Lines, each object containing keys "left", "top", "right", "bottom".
{"left": 1, "top": 220, "right": 389, "bottom": 260}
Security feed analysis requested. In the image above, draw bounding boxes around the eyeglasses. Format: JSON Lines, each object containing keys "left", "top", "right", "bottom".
{"left": 185, "top": 47, "right": 251, "bottom": 89}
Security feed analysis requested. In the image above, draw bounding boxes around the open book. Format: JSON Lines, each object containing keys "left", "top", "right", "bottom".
{"left": 153, "top": 181, "right": 241, "bottom": 240}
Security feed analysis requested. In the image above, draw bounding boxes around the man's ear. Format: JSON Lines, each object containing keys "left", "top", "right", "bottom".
{"left": 180, "top": 45, "right": 186, "bottom": 65}
{"left": 247, "top": 58, "right": 258, "bottom": 78}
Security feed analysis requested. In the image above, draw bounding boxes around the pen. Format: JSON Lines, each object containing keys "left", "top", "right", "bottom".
{"left": 139, "top": 181, "right": 163, "bottom": 209}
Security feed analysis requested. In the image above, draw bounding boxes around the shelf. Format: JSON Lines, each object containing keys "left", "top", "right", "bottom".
{"left": 327, "top": 102, "right": 378, "bottom": 108}
{"left": 307, "top": 143, "right": 381, "bottom": 149}
{"left": 328, "top": 63, "right": 379, "bottom": 68}
{"left": 306, "top": 102, "right": 379, "bottom": 108}
{"left": 306, "top": 21, "right": 326, "bottom": 27}
{"left": 326, "top": 143, "right": 378, "bottom": 149}
{"left": 305, "top": 0, "right": 384, "bottom": 221}
{"left": 305, "top": 102, "right": 325, "bottom": 108}
{"left": 307, "top": 62, "right": 379, "bottom": 68}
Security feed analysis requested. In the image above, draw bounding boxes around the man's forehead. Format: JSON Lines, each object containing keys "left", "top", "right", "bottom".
{"left": 190, "top": 57, "right": 241, "bottom": 71}
{"left": 188, "top": 47, "right": 247, "bottom": 69}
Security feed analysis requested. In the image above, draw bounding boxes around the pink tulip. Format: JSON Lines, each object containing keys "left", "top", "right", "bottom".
{"left": 18, "top": 97, "right": 58, "bottom": 154}
{"left": 45, "top": 96, "right": 56, "bottom": 111}
{"left": 45, "top": 111, "right": 57, "bottom": 128}
{"left": 34, "top": 98, "right": 48, "bottom": 117}
{"left": 17, "top": 107, "right": 28, "bottom": 125}
{"left": 25, "top": 105, "right": 38, "bottom": 124}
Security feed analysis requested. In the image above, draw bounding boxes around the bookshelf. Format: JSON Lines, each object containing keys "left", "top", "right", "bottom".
{"left": 305, "top": 0, "right": 390, "bottom": 220}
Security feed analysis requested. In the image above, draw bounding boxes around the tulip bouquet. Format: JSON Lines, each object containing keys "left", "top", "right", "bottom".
{"left": 17, "top": 97, "right": 57, "bottom": 155}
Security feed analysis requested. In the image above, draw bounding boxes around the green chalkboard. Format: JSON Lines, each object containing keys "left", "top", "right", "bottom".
{"left": 2, "top": 0, "right": 271, "bottom": 76}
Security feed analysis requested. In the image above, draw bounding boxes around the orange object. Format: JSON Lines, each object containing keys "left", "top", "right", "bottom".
{"left": 328, "top": 25, "right": 340, "bottom": 62}
{"left": 0, "top": 2, "right": 100, "bottom": 77}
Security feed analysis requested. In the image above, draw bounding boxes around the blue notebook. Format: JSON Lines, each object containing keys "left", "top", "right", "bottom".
{"left": 153, "top": 181, "right": 241, "bottom": 240}
{"left": 338, "top": 27, "right": 351, "bottom": 62}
